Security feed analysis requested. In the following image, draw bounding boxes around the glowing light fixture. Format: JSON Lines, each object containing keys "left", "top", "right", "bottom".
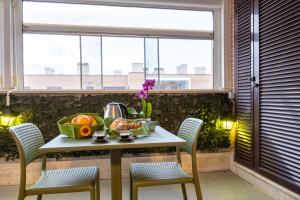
{"left": 0, "top": 107, "right": 17, "bottom": 127}
{"left": 222, "top": 120, "right": 234, "bottom": 131}
{"left": 0, "top": 88, "right": 17, "bottom": 127}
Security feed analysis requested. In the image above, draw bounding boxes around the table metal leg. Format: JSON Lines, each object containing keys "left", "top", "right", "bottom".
{"left": 111, "top": 149, "right": 122, "bottom": 200}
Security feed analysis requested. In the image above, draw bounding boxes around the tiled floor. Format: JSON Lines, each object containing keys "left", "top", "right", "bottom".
{"left": 0, "top": 171, "right": 274, "bottom": 200}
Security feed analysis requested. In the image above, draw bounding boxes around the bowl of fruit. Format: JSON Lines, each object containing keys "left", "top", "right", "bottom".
{"left": 58, "top": 113, "right": 104, "bottom": 139}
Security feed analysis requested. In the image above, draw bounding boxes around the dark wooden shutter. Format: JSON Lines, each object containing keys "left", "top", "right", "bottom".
{"left": 257, "top": 0, "right": 300, "bottom": 193}
{"left": 235, "top": 0, "right": 254, "bottom": 168}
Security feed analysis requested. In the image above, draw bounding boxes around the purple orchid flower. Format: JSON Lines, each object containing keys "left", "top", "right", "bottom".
{"left": 138, "top": 79, "right": 155, "bottom": 99}
{"left": 142, "top": 79, "right": 155, "bottom": 91}
{"left": 138, "top": 89, "right": 148, "bottom": 99}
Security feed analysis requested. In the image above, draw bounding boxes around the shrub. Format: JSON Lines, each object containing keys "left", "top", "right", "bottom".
{"left": 196, "top": 108, "right": 231, "bottom": 152}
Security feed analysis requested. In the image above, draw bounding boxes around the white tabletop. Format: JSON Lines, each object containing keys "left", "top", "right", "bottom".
{"left": 40, "top": 126, "right": 186, "bottom": 153}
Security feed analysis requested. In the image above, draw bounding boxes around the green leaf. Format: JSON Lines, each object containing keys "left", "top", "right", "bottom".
{"left": 146, "top": 102, "right": 152, "bottom": 118}
{"left": 127, "top": 107, "right": 138, "bottom": 115}
{"left": 141, "top": 99, "right": 147, "bottom": 115}
{"left": 130, "top": 125, "right": 150, "bottom": 137}
{"left": 139, "top": 111, "right": 145, "bottom": 118}
{"left": 106, "top": 129, "right": 120, "bottom": 139}
{"left": 104, "top": 117, "right": 115, "bottom": 128}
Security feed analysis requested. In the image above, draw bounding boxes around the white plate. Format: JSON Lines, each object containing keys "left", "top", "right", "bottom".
{"left": 118, "top": 130, "right": 130, "bottom": 133}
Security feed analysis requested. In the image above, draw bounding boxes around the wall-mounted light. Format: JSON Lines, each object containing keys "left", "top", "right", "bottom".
{"left": 0, "top": 107, "right": 17, "bottom": 127}
{"left": 0, "top": 88, "right": 17, "bottom": 127}
{"left": 222, "top": 120, "right": 234, "bottom": 131}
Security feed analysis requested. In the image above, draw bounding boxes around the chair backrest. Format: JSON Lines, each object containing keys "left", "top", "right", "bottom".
{"left": 9, "top": 123, "right": 45, "bottom": 166}
{"left": 177, "top": 118, "right": 203, "bottom": 155}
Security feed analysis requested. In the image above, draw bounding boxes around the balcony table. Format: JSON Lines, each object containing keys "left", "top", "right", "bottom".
{"left": 39, "top": 126, "right": 186, "bottom": 200}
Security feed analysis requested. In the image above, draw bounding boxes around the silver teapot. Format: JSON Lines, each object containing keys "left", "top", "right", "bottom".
{"left": 104, "top": 102, "right": 128, "bottom": 119}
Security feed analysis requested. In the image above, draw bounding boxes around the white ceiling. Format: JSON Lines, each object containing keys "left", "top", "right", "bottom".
{"left": 26, "top": 0, "right": 223, "bottom": 10}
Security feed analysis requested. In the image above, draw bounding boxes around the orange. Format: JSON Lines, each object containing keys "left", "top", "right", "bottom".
{"left": 77, "top": 115, "right": 92, "bottom": 125}
{"left": 91, "top": 119, "right": 97, "bottom": 126}
{"left": 71, "top": 117, "right": 79, "bottom": 124}
{"left": 88, "top": 116, "right": 97, "bottom": 126}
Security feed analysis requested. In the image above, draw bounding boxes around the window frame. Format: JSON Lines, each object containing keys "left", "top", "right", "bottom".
{"left": 9, "top": 0, "right": 225, "bottom": 91}
{"left": 0, "top": 0, "right": 14, "bottom": 89}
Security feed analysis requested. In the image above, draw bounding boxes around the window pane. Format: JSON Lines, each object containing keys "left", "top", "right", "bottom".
{"left": 145, "top": 38, "right": 159, "bottom": 89}
{"left": 102, "top": 37, "right": 144, "bottom": 90}
{"left": 81, "top": 36, "right": 102, "bottom": 90}
{"left": 159, "top": 39, "right": 213, "bottom": 90}
{"left": 23, "top": 34, "right": 80, "bottom": 90}
{"left": 23, "top": 2, "right": 213, "bottom": 31}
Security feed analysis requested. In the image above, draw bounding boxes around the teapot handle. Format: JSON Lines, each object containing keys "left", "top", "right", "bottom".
{"left": 119, "top": 103, "right": 128, "bottom": 118}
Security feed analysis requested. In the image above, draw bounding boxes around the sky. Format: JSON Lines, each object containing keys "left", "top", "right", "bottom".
{"left": 23, "top": 2, "right": 213, "bottom": 75}
{"left": 23, "top": 2, "right": 213, "bottom": 31}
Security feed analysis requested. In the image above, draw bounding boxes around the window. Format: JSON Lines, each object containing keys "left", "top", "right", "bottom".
{"left": 81, "top": 36, "right": 102, "bottom": 90}
{"left": 23, "top": 2, "right": 213, "bottom": 31}
{"left": 24, "top": 34, "right": 81, "bottom": 90}
{"left": 159, "top": 39, "right": 213, "bottom": 89}
{"left": 20, "top": 1, "right": 217, "bottom": 91}
{"left": 102, "top": 37, "right": 144, "bottom": 90}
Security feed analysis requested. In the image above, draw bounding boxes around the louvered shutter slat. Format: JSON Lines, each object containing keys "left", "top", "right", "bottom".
{"left": 235, "top": 0, "right": 253, "bottom": 168}
{"left": 258, "top": 0, "right": 300, "bottom": 193}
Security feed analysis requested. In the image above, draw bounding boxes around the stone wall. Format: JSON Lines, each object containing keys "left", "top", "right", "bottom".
{"left": 0, "top": 92, "right": 232, "bottom": 160}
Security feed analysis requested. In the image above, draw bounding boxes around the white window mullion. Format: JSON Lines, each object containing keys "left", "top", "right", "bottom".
{"left": 23, "top": 24, "right": 214, "bottom": 40}
{"left": 1, "top": 0, "right": 14, "bottom": 89}
{"left": 157, "top": 39, "right": 160, "bottom": 89}
{"left": 13, "top": 0, "right": 24, "bottom": 90}
{"left": 100, "top": 36, "right": 103, "bottom": 89}
{"left": 143, "top": 38, "right": 146, "bottom": 81}
{"left": 79, "top": 35, "right": 83, "bottom": 90}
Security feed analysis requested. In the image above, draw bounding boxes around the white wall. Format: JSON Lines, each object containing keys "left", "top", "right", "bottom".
{"left": 0, "top": 0, "right": 4, "bottom": 88}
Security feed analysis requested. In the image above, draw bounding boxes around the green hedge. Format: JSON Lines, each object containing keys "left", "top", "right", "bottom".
{"left": 0, "top": 92, "right": 232, "bottom": 160}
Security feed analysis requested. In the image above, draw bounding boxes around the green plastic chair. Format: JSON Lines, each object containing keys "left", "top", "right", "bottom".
{"left": 130, "top": 118, "right": 204, "bottom": 200}
{"left": 9, "top": 123, "right": 100, "bottom": 200}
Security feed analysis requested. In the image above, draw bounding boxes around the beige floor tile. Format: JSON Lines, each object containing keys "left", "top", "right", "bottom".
{"left": 0, "top": 171, "right": 274, "bottom": 200}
